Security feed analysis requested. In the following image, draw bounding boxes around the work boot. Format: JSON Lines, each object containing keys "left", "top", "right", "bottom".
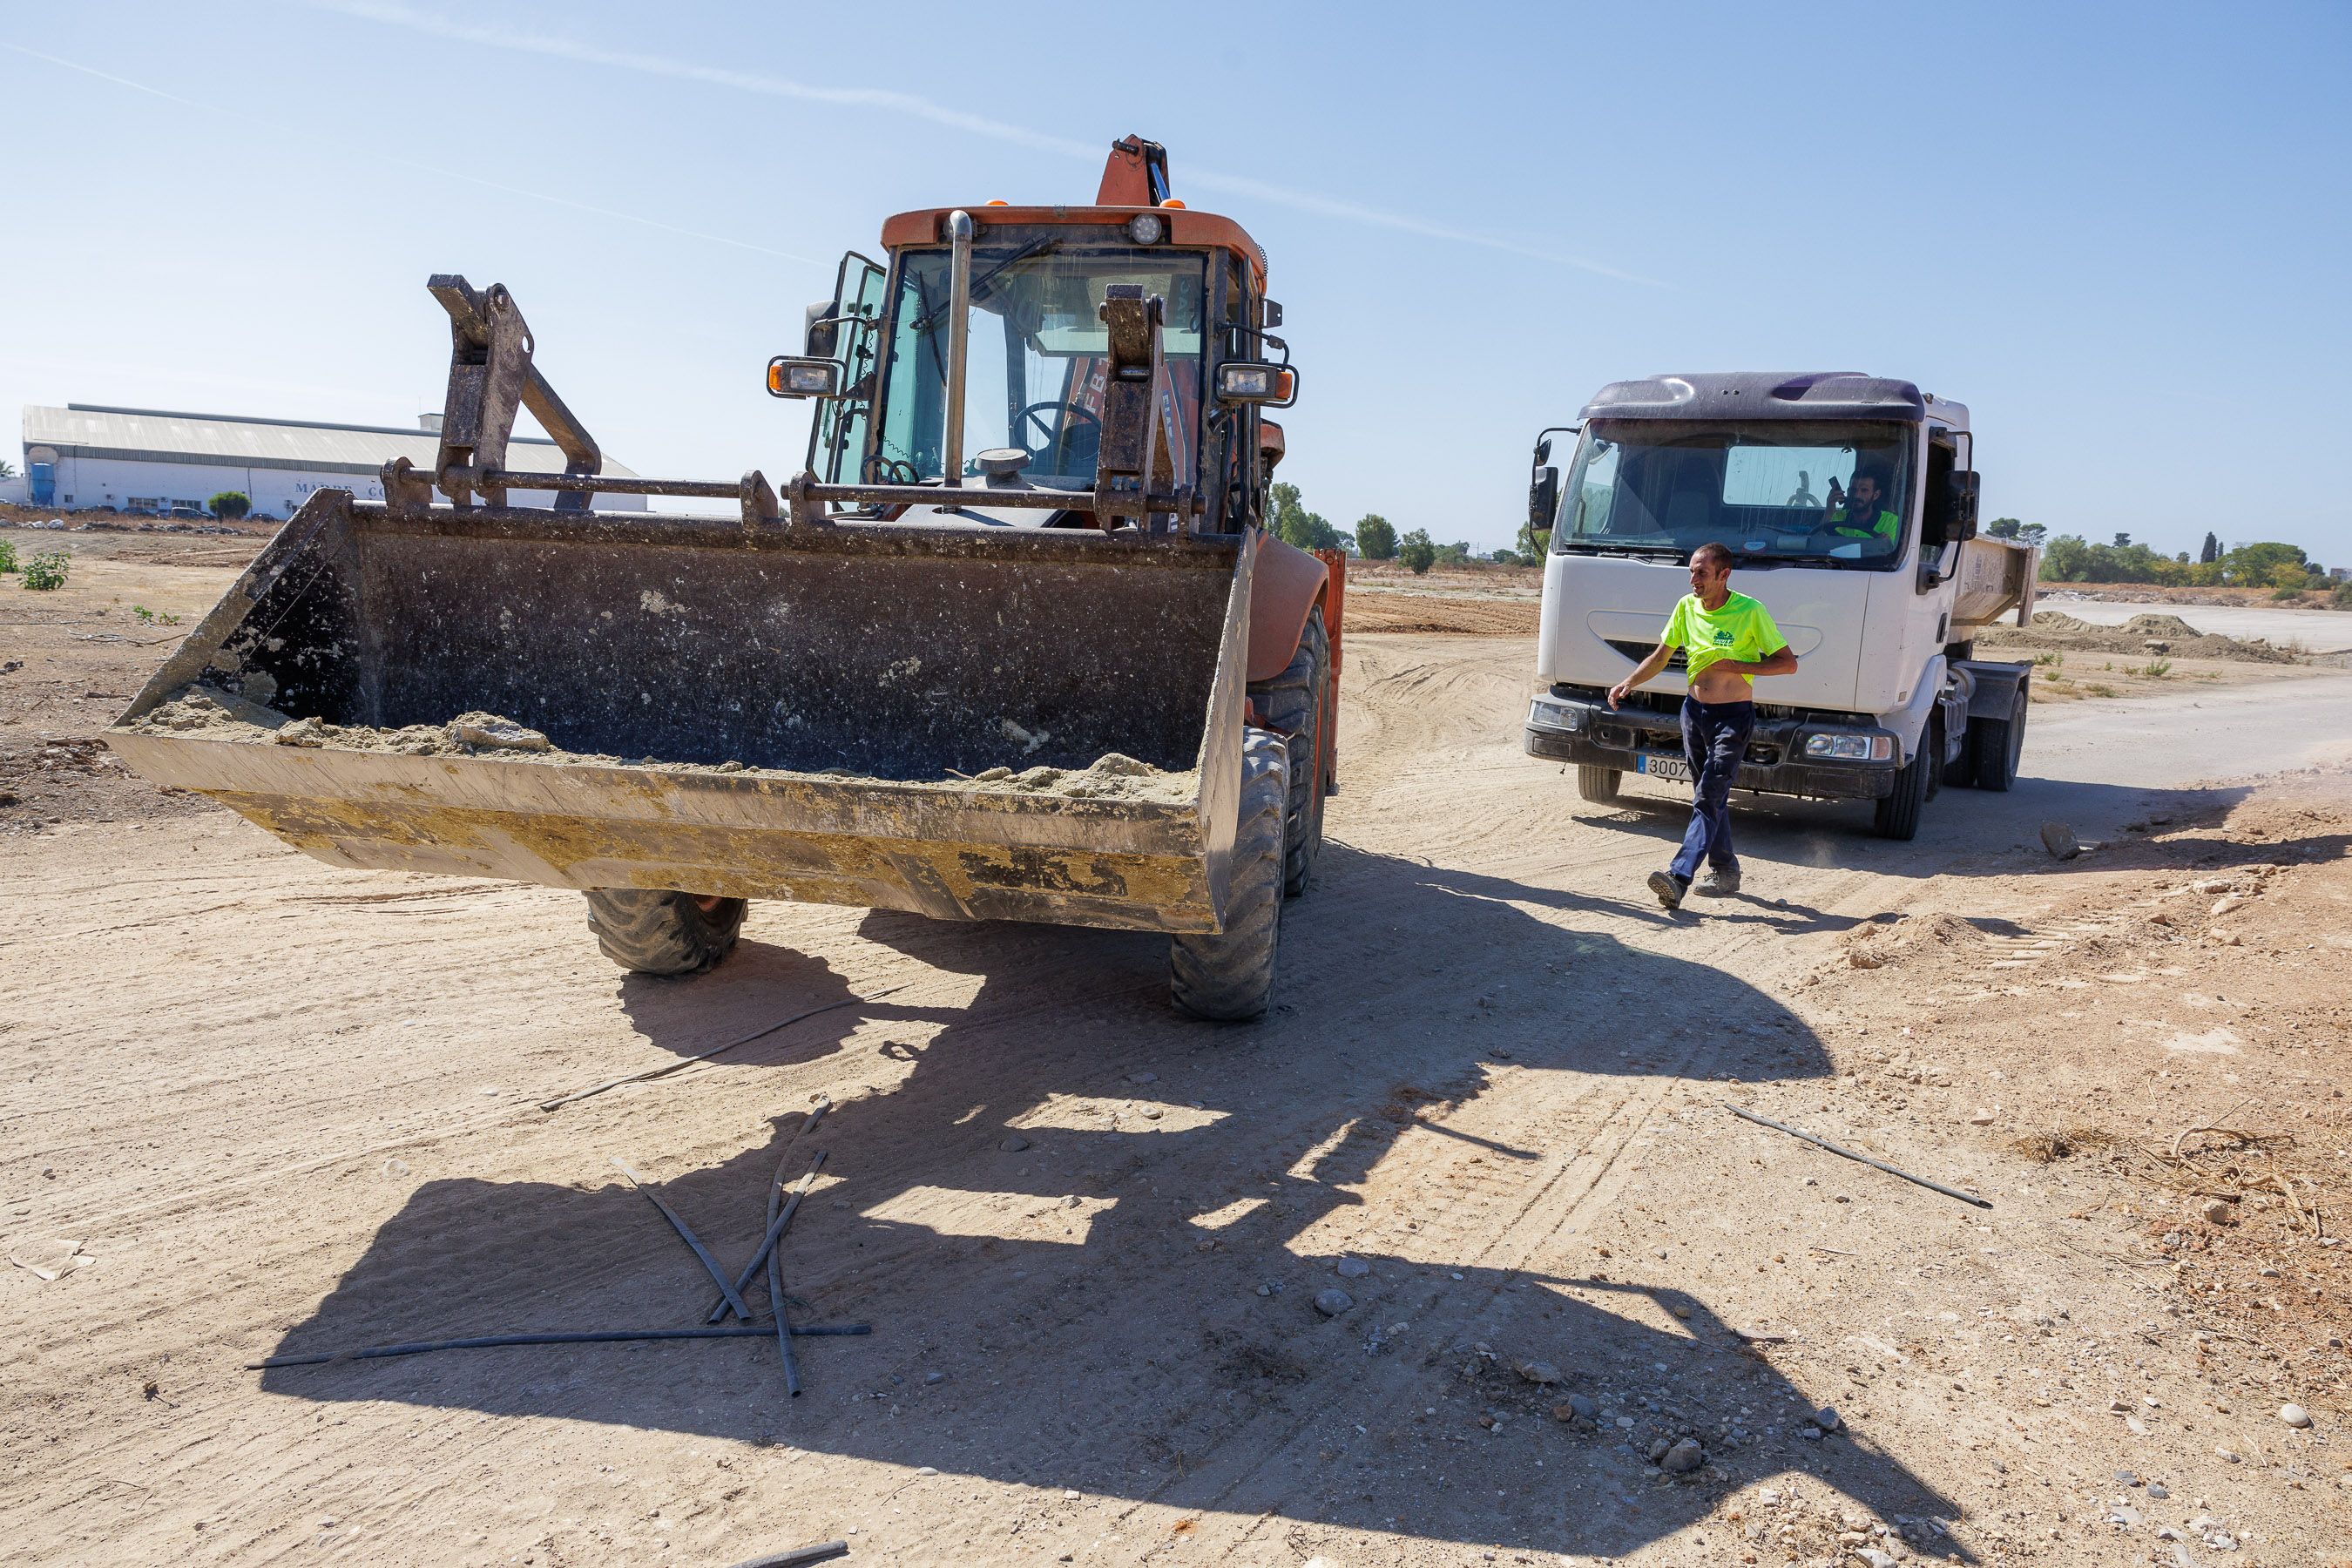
{"left": 1695, "top": 866, "right": 1742, "bottom": 897}
{"left": 1646, "top": 869, "right": 1687, "bottom": 910}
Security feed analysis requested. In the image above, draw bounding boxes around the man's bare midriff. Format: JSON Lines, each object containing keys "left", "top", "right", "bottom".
{"left": 1686, "top": 666, "right": 1758, "bottom": 704}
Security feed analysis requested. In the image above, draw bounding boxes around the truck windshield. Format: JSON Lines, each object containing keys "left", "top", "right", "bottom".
{"left": 871, "top": 243, "right": 1206, "bottom": 489}
{"left": 1552, "top": 420, "right": 1915, "bottom": 567}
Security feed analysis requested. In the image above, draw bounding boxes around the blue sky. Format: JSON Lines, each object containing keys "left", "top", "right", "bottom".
{"left": 4, "top": 0, "right": 2347, "bottom": 562}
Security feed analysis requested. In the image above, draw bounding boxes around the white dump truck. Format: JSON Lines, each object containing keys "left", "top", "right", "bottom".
{"left": 1520, "top": 372, "right": 2040, "bottom": 840}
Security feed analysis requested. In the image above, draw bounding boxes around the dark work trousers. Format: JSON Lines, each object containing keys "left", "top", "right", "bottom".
{"left": 1671, "top": 696, "right": 1755, "bottom": 882}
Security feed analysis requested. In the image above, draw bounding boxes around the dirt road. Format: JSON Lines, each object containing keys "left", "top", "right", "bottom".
{"left": 3, "top": 537, "right": 2349, "bottom": 1565}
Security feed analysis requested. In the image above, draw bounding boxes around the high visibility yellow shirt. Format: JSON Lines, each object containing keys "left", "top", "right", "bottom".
{"left": 1829, "top": 504, "right": 1901, "bottom": 542}
{"left": 1662, "top": 591, "right": 1788, "bottom": 687}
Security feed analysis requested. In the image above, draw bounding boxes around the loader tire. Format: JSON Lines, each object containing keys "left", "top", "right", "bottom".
{"left": 1576, "top": 765, "right": 1623, "bottom": 802}
{"left": 1169, "top": 728, "right": 1288, "bottom": 1022}
{"left": 1968, "top": 685, "right": 2027, "bottom": 792}
{"left": 584, "top": 889, "right": 747, "bottom": 977}
{"left": 1249, "top": 606, "right": 1328, "bottom": 897}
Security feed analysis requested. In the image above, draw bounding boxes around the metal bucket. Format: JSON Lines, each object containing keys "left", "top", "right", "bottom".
{"left": 108, "top": 490, "right": 1254, "bottom": 933}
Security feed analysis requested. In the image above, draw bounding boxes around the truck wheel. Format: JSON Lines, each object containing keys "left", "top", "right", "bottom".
{"left": 585, "top": 889, "right": 747, "bottom": 976}
{"left": 1969, "top": 685, "right": 2027, "bottom": 792}
{"left": 1577, "top": 765, "right": 1623, "bottom": 802}
{"left": 1170, "top": 728, "right": 1288, "bottom": 1022}
{"left": 1250, "top": 607, "right": 1328, "bottom": 897}
{"left": 1871, "top": 726, "right": 1934, "bottom": 841}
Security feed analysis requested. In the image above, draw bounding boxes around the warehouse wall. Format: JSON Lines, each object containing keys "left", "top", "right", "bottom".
{"left": 36, "top": 454, "right": 648, "bottom": 516}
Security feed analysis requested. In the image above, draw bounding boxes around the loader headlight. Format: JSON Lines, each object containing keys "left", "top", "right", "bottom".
{"left": 1126, "top": 212, "right": 1166, "bottom": 245}
{"left": 767, "top": 355, "right": 841, "bottom": 399}
{"left": 1804, "top": 733, "right": 1893, "bottom": 761}
{"left": 1216, "top": 362, "right": 1296, "bottom": 406}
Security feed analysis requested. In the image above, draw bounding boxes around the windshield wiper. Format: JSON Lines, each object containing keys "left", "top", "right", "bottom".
{"left": 913, "top": 238, "right": 1058, "bottom": 335}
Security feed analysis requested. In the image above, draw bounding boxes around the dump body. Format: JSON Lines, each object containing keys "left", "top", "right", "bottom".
{"left": 109, "top": 490, "right": 1256, "bottom": 933}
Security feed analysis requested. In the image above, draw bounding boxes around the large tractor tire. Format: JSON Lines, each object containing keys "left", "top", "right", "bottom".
{"left": 1169, "top": 728, "right": 1288, "bottom": 1022}
{"left": 1872, "top": 718, "right": 1936, "bottom": 841}
{"left": 585, "top": 889, "right": 747, "bottom": 977}
{"left": 1968, "top": 684, "right": 2027, "bottom": 792}
{"left": 1250, "top": 606, "right": 1329, "bottom": 897}
{"left": 1577, "top": 765, "right": 1623, "bottom": 802}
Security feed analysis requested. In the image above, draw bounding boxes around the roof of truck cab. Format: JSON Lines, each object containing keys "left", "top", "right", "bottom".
{"left": 1581, "top": 372, "right": 1932, "bottom": 423}
{"left": 878, "top": 206, "right": 1266, "bottom": 285}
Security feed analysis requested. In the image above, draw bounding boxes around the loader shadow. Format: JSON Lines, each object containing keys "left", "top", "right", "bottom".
{"left": 263, "top": 844, "right": 1963, "bottom": 1560}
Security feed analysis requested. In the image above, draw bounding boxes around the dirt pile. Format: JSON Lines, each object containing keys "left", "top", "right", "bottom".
{"left": 1984, "top": 609, "right": 2300, "bottom": 663}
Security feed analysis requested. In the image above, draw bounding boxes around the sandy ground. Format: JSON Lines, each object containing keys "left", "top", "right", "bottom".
{"left": 3, "top": 531, "right": 2350, "bottom": 1567}
{"left": 2031, "top": 597, "right": 2352, "bottom": 654}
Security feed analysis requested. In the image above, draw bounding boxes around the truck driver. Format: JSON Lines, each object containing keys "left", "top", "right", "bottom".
{"left": 1822, "top": 470, "right": 1900, "bottom": 545}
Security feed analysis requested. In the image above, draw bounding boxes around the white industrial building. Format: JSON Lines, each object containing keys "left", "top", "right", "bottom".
{"left": 16, "top": 404, "right": 646, "bottom": 517}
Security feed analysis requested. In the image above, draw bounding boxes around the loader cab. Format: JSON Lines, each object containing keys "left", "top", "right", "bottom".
{"left": 792, "top": 206, "right": 1285, "bottom": 535}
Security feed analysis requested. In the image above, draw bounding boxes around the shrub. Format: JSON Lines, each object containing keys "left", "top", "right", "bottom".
{"left": 2134, "top": 659, "right": 2172, "bottom": 679}
{"left": 21, "top": 550, "right": 71, "bottom": 591}
{"left": 2270, "top": 584, "right": 2305, "bottom": 601}
{"left": 2331, "top": 580, "right": 2352, "bottom": 611}
{"left": 1398, "top": 528, "right": 1436, "bottom": 575}
{"left": 1355, "top": 514, "right": 1397, "bottom": 560}
{"left": 0, "top": 538, "right": 17, "bottom": 573}
{"left": 207, "top": 491, "right": 253, "bottom": 520}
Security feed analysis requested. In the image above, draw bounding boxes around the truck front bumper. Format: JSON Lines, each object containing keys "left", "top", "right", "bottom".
{"left": 1523, "top": 688, "right": 1902, "bottom": 802}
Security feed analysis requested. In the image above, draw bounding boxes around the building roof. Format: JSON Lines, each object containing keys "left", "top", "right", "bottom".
{"left": 22, "top": 403, "right": 640, "bottom": 479}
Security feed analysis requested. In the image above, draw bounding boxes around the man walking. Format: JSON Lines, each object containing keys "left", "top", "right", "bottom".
{"left": 1607, "top": 543, "right": 1798, "bottom": 909}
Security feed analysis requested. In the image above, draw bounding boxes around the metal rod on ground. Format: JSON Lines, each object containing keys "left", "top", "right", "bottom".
{"left": 538, "top": 990, "right": 904, "bottom": 1113}
{"left": 247, "top": 1324, "right": 870, "bottom": 1369}
{"left": 709, "top": 1150, "right": 828, "bottom": 1324}
{"left": 613, "top": 1159, "right": 754, "bottom": 1320}
{"left": 768, "top": 1150, "right": 798, "bottom": 1396}
{"left": 1721, "top": 1103, "right": 1992, "bottom": 1210}
{"left": 722, "top": 1542, "right": 850, "bottom": 1568}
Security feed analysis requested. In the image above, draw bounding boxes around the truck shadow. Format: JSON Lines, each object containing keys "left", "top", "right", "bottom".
{"left": 1570, "top": 774, "right": 2258, "bottom": 882}
{"left": 260, "top": 844, "right": 1964, "bottom": 1560}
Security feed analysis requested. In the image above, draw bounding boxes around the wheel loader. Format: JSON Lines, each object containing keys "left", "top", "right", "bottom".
{"left": 105, "top": 136, "right": 1343, "bottom": 1021}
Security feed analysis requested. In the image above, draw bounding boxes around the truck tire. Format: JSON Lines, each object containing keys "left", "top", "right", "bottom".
{"left": 585, "top": 889, "right": 747, "bottom": 976}
{"left": 1250, "top": 606, "right": 1328, "bottom": 897}
{"left": 1872, "top": 720, "right": 1935, "bottom": 841}
{"left": 1170, "top": 728, "right": 1288, "bottom": 1022}
{"left": 1969, "top": 685, "right": 2027, "bottom": 792}
{"left": 1577, "top": 765, "right": 1623, "bottom": 802}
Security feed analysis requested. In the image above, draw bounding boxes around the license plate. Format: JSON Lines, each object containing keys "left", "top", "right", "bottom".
{"left": 1639, "top": 754, "right": 1692, "bottom": 782}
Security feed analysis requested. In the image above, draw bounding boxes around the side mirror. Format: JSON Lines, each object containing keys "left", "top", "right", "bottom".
{"left": 805, "top": 301, "right": 839, "bottom": 359}
{"left": 767, "top": 355, "right": 841, "bottom": 399}
{"left": 1950, "top": 470, "right": 1981, "bottom": 541}
{"left": 1529, "top": 465, "right": 1559, "bottom": 531}
{"left": 1217, "top": 362, "right": 1298, "bottom": 407}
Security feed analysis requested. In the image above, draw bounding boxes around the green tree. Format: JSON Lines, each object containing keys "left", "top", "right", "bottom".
{"left": 2112, "top": 531, "right": 2132, "bottom": 548}
{"left": 1489, "top": 548, "right": 1521, "bottom": 565}
{"left": 1355, "top": 513, "right": 1397, "bottom": 560}
{"left": 207, "top": 490, "right": 252, "bottom": 520}
{"left": 1514, "top": 518, "right": 1547, "bottom": 559}
{"left": 1984, "top": 517, "right": 2022, "bottom": 539}
{"left": 0, "top": 459, "right": 17, "bottom": 480}
{"left": 1268, "top": 481, "right": 1345, "bottom": 553}
{"left": 1397, "top": 527, "right": 1436, "bottom": 575}
{"left": 2199, "top": 531, "right": 2220, "bottom": 564}
{"left": 1433, "top": 540, "right": 1472, "bottom": 566}
{"left": 2218, "top": 540, "right": 2306, "bottom": 585}
{"left": 2018, "top": 522, "right": 2048, "bottom": 547}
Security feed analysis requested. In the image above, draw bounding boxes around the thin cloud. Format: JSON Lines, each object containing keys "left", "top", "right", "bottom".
{"left": 294, "top": 0, "right": 1659, "bottom": 285}
{"left": 0, "top": 39, "right": 820, "bottom": 265}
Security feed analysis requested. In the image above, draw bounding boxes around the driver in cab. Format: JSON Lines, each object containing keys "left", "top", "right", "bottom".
{"left": 1822, "top": 470, "right": 1899, "bottom": 546}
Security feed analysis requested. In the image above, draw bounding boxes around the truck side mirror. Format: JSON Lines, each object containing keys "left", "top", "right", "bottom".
{"left": 805, "top": 300, "right": 839, "bottom": 359}
{"left": 1529, "top": 465, "right": 1559, "bottom": 531}
{"left": 1950, "top": 470, "right": 1981, "bottom": 541}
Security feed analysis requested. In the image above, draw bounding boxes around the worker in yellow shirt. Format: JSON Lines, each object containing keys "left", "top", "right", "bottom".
{"left": 1822, "top": 470, "right": 1900, "bottom": 546}
{"left": 1607, "top": 542, "right": 1799, "bottom": 909}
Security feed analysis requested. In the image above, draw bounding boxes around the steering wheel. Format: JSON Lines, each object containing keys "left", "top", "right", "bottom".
{"left": 1011, "top": 401, "right": 1101, "bottom": 466}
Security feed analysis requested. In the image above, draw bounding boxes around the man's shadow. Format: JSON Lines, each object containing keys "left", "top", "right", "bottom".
{"left": 263, "top": 842, "right": 1965, "bottom": 1559}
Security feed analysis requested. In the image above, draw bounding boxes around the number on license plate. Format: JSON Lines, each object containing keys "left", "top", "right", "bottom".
{"left": 1640, "top": 754, "right": 1692, "bottom": 782}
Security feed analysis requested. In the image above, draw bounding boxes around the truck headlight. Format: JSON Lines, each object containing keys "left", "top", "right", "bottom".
{"left": 1804, "top": 733, "right": 1892, "bottom": 760}
{"left": 1530, "top": 699, "right": 1583, "bottom": 731}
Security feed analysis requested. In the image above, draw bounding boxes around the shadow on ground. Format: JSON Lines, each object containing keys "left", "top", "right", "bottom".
{"left": 264, "top": 843, "right": 1963, "bottom": 1559}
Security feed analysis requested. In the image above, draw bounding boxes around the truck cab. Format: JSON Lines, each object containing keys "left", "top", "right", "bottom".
{"left": 1520, "top": 371, "right": 2039, "bottom": 839}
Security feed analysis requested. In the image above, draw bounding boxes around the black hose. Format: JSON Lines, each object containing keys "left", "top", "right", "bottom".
{"left": 722, "top": 1543, "right": 850, "bottom": 1568}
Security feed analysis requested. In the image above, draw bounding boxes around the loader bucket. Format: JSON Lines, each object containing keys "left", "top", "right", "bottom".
{"left": 107, "top": 491, "right": 1254, "bottom": 934}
